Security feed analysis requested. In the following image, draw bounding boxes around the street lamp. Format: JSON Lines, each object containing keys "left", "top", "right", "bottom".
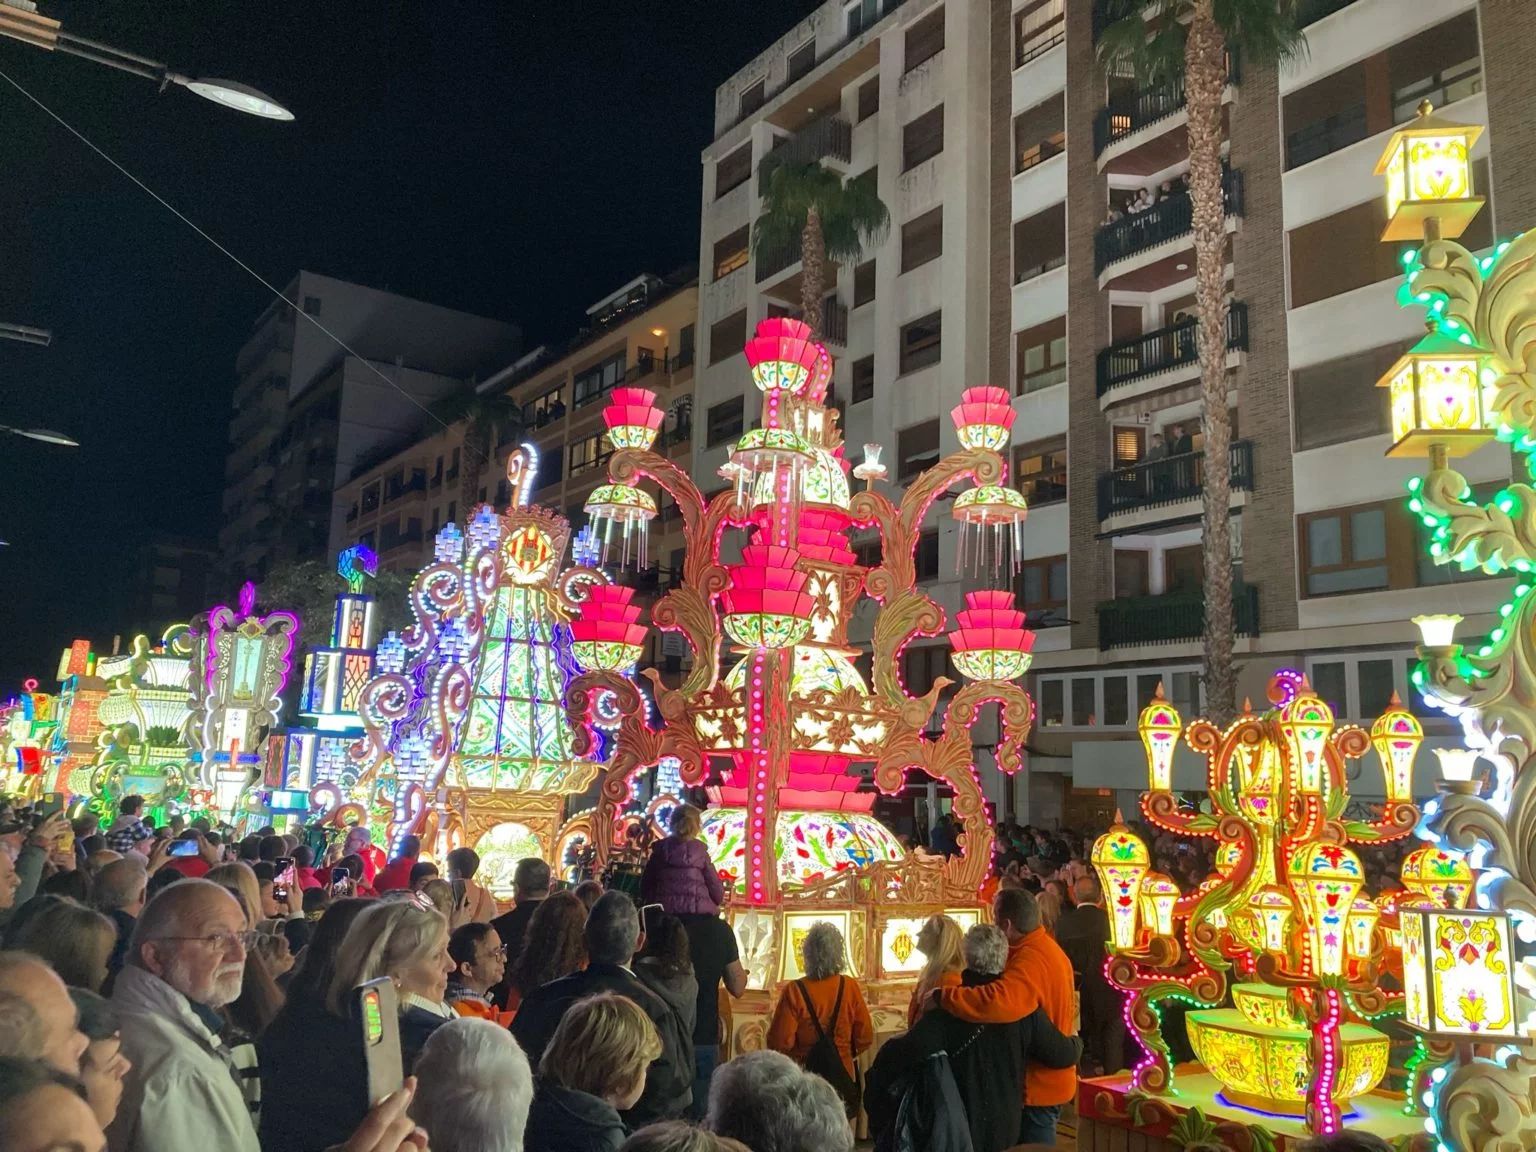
{"left": 0, "top": 424, "right": 77, "bottom": 447}
{"left": 0, "top": 1, "right": 293, "bottom": 120}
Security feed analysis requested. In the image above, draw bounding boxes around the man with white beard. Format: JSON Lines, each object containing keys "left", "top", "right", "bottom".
{"left": 108, "top": 878, "right": 261, "bottom": 1152}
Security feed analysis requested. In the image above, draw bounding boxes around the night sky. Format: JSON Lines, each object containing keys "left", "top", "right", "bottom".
{"left": 0, "top": 0, "right": 821, "bottom": 694}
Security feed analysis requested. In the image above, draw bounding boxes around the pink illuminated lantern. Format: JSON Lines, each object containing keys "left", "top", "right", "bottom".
{"left": 602, "top": 387, "right": 666, "bottom": 450}
{"left": 569, "top": 584, "right": 649, "bottom": 673}
{"left": 743, "top": 317, "right": 823, "bottom": 396}
{"left": 950, "top": 385, "right": 1017, "bottom": 451}
{"left": 949, "top": 591, "right": 1036, "bottom": 682}
{"left": 721, "top": 544, "right": 816, "bottom": 650}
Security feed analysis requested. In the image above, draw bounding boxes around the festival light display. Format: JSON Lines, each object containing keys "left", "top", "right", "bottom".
{"left": 90, "top": 627, "right": 198, "bottom": 818}
{"left": 48, "top": 640, "right": 109, "bottom": 794}
{"left": 0, "top": 681, "right": 57, "bottom": 800}
{"left": 557, "top": 315, "right": 1035, "bottom": 1036}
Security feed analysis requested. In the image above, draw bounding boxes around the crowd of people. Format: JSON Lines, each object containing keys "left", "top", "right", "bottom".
{"left": 0, "top": 791, "right": 1411, "bottom": 1152}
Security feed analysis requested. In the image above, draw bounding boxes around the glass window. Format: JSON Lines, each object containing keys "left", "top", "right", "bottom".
{"left": 1351, "top": 508, "right": 1387, "bottom": 560}
{"left": 572, "top": 353, "right": 625, "bottom": 409}
{"left": 1017, "top": 556, "right": 1067, "bottom": 622}
{"left": 1015, "top": 439, "right": 1067, "bottom": 506}
{"left": 857, "top": 76, "right": 880, "bottom": 121}
{"left": 1015, "top": 0, "right": 1064, "bottom": 67}
{"left": 1302, "top": 505, "right": 1394, "bottom": 596}
{"left": 1136, "top": 674, "right": 1163, "bottom": 712}
{"left": 716, "top": 145, "right": 752, "bottom": 197}
{"left": 1170, "top": 671, "right": 1201, "bottom": 717}
{"left": 1358, "top": 659, "right": 1397, "bottom": 718}
{"left": 1039, "top": 678, "right": 1065, "bottom": 726}
{"left": 567, "top": 433, "right": 610, "bottom": 478}
{"left": 902, "top": 105, "right": 944, "bottom": 171}
{"left": 713, "top": 226, "right": 750, "bottom": 280}
{"left": 915, "top": 530, "right": 940, "bottom": 581}
{"left": 739, "top": 79, "right": 766, "bottom": 118}
{"left": 1016, "top": 316, "right": 1066, "bottom": 395}
{"left": 709, "top": 311, "right": 748, "bottom": 365}
{"left": 897, "top": 419, "right": 941, "bottom": 483}
{"left": 901, "top": 207, "right": 943, "bottom": 273}
{"left": 786, "top": 40, "right": 816, "bottom": 83}
{"left": 1070, "top": 677, "right": 1096, "bottom": 726}
{"left": 854, "top": 260, "right": 877, "bottom": 307}
{"left": 899, "top": 312, "right": 942, "bottom": 374}
{"left": 904, "top": 7, "right": 944, "bottom": 72}
{"left": 1311, "top": 661, "right": 1349, "bottom": 714}
{"left": 1103, "top": 676, "right": 1130, "bottom": 727}
{"left": 1291, "top": 344, "right": 1399, "bottom": 450}
{"left": 852, "top": 356, "right": 876, "bottom": 403}
{"left": 706, "top": 396, "right": 745, "bottom": 447}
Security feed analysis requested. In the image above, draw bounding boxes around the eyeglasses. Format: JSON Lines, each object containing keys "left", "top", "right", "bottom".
{"left": 152, "top": 929, "right": 259, "bottom": 952}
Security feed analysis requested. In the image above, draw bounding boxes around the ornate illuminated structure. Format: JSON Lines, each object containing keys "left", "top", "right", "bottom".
{"left": 89, "top": 627, "right": 198, "bottom": 818}
{"left": 0, "top": 680, "right": 57, "bottom": 799}
{"left": 557, "top": 318, "right": 1033, "bottom": 1023}
{"left": 49, "top": 640, "right": 109, "bottom": 794}
{"left": 351, "top": 448, "right": 603, "bottom": 898}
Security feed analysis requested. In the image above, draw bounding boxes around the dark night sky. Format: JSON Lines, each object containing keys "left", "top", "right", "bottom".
{"left": 0, "top": 0, "right": 821, "bottom": 694}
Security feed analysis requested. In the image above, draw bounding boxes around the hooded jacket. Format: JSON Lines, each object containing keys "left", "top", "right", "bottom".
{"left": 634, "top": 957, "right": 699, "bottom": 1043}
{"left": 525, "top": 1080, "right": 627, "bottom": 1152}
{"left": 640, "top": 835, "right": 724, "bottom": 916}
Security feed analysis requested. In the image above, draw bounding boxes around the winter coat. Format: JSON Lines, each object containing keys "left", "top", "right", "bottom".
{"left": 524, "top": 1079, "right": 627, "bottom": 1152}
{"left": 108, "top": 965, "right": 261, "bottom": 1152}
{"left": 257, "top": 993, "right": 369, "bottom": 1152}
{"left": 640, "top": 834, "right": 724, "bottom": 916}
{"left": 635, "top": 957, "right": 699, "bottom": 1043}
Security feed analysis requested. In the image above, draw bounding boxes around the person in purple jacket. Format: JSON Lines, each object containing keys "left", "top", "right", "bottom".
{"left": 641, "top": 805, "right": 724, "bottom": 916}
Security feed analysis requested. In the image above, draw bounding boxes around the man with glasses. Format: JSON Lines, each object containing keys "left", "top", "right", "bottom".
{"left": 444, "top": 921, "right": 511, "bottom": 1025}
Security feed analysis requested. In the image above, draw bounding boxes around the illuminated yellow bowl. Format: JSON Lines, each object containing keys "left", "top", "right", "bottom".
{"left": 1188, "top": 1008, "right": 1389, "bottom": 1116}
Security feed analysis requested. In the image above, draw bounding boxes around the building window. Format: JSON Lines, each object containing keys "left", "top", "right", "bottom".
{"left": 713, "top": 225, "right": 750, "bottom": 280}
{"left": 1014, "top": 202, "right": 1066, "bottom": 284}
{"left": 716, "top": 144, "right": 752, "bottom": 197}
{"left": 1014, "top": 0, "right": 1064, "bottom": 67}
{"left": 900, "top": 207, "right": 943, "bottom": 274}
{"left": 739, "top": 78, "right": 766, "bottom": 118}
{"left": 567, "top": 432, "right": 610, "bottom": 478}
{"left": 915, "top": 529, "right": 940, "bottom": 581}
{"left": 446, "top": 500, "right": 456, "bottom": 524}
{"left": 1015, "top": 439, "right": 1067, "bottom": 506}
{"left": 1291, "top": 344, "right": 1401, "bottom": 451}
{"left": 706, "top": 396, "right": 745, "bottom": 446}
{"left": 851, "top": 355, "right": 876, "bottom": 403}
{"left": 898, "top": 312, "right": 942, "bottom": 375}
{"left": 902, "top": 105, "right": 944, "bottom": 171}
{"left": 1017, "top": 556, "right": 1068, "bottom": 622}
{"left": 1014, "top": 92, "right": 1065, "bottom": 173}
{"left": 709, "top": 310, "right": 747, "bottom": 366}
{"left": 302, "top": 295, "right": 322, "bottom": 316}
{"left": 787, "top": 40, "right": 816, "bottom": 84}
{"left": 904, "top": 6, "right": 944, "bottom": 72}
{"left": 846, "top": 0, "right": 878, "bottom": 37}
{"left": 853, "top": 260, "right": 877, "bottom": 307}
{"left": 1015, "top": 316, "right": 1066, "bottom": 395}
{"left": 573, "top": 352, "right": 626, "bottom": 409}
{"left": 857, "top": 76, "right": 880, "bottom": 121}
{"left": 1300, "top": 504, "right": 1394, "bottom": 596}
{"left": 522, "top": 385, "right": 564, "bottom": 428}
{"left": 896, "top": 419, "right": 940, "bottom": 484}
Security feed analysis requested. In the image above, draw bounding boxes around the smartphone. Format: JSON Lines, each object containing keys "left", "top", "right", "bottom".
{"left": 640, "top": 902, "right": 664, "bottom": 938}
{"left": 273, "top": 883, "right": 289, "bottom": 904}
{"left": 35, "top": 793, "right": 64, "bottom": 819}
{"left": 169, "top": 839, "right": 202, "bottom": 858}
{"left": 57, "top": 830, "right": 75, "bottom": 855}
{"left": 356, "top": 977, "right": 403, "bottom": 1105}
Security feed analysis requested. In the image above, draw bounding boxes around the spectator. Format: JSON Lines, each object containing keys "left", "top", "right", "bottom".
{"left": 0, "top": 1055, "right": 106, "bottom": 1152}
{"left": 445, "top": 846, "right": 497, "bottom": 926}
{"left": 908, "top": 913, "right": 963, "bottom": 1027}
{"left": 291, "top": 844, "right": 323, "bottom": 891}
{"left": 413, "top": 1016, "right": 533, "bottom": 1152}
{"left": 705, "top": 1049, "right": 854, "bottom": 1152}
{"left": 513, "top": 891, "right": 693, "bottom": 1125}
{"left": 491, "top": 857, "right": 552, "bottom": 986}
{"left": 869, "top": 923, "right": 1080, "bottom": 1152}
{"left": 1295, "top": 1134, "right": 1393, "bottom": 1152}
{"left": 104, "top": 797, "right": 152, "bottom": 857}
{"left": 109, "top": 879, "right": 259, "bottom": 1152}
{"left": 0, "top": 952, "right": 89, "bottom": 1076}
{"left": 618, "top": 1123, "right": 750, "bottom": 1152}
{"left": 635, "top": 912, "right": 697, "bottom": 1051}
{"left": 257, "top": 836, "right": 286, "bottom": 865}
{"left": 84, "top": 846, "right": 119, "bottom": 873}
{"left": 673, "top": 904, "right": 745, "bottom": 1120}
{"left": 1, "top": 809, "right": 67, "bottom": 926}
{"left": 936, "top": 887, "right": 1077, "bottom": 1147}
{"left": 342, "top": 826, "right": 386, "bottom": 884}
{"left": 280, "top": 898, "right": 369, "bottom": 1007}
{"left": 206, "top": 863, "right": 289, "bottom": 1039}
{"left": 42, "top": 866, "right": 92, "bottom": 902}
{"left": 445, "top": 921, "right": 511, "bottom": 1023}
{"left": 574, "top": 879, "right": 605, "bottom": 910}
{"left": 162, "top": 831, "right": 218, "bottom": 879}
{"left": 0, "top": 840, "right": 19, "bottom": 913}
{"left": 526, "top": 991, "right": 662, "bottom": 1152}
{"left": 331, "top": 900, "right": 455, "bottom": 1064}
{"left": 375, "top": 835, "right": 422, "bottom": 893}
{"left": 94, "top": 858, "right": 148, "bottom": 983}
{"left": 641, "top": 805, "right": 724, "bottom": 916}
{"left": 1037, "top": 888, "right": 1063, "bottom": 935}
{"left": 928, "top": 812, "right": 958, "bottom": 857}
{"left": 505, "top": 891, "right": 586, "bottom": 1012}
{"left": 765, "top": 921, "right": 871, "bottom": 1116}
{"left": 419, "top": 878, "right": 456, "bottom": 921}
{"left": 409, "top": 861, "right": 440, "bottom": 890}
{"left": 3, "top": 894, "right": 116, "bottom": 992}
{"left": 71, "top": 987, "right": 132, "bottom": 1130}
{"left": 1056, "top": 875, "right": 1124, "bottom": 1075}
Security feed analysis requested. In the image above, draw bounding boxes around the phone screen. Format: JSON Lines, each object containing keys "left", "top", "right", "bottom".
{"left": 35, "top": 794, "right": 63, "bottom": 819}
{"left": 641, "top": 902, "right": 664, "bottom": 938}
{"left": 356, "top": 977, "right": 403, "bottom": 1105}
{"left": 169, "top": 839, "right": 202, "bottom": 857}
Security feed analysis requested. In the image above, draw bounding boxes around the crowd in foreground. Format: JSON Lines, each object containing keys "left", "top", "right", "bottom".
{"left": 0, "top": 794, "right": 1410, "bottom": 1152}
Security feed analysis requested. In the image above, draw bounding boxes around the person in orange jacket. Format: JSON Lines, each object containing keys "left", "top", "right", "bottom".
{"left": 444, "top": 921, "right": 515, "bottom": 1027}
{"left": 935, "top": 886, "right": 1077, "bottom": 1147}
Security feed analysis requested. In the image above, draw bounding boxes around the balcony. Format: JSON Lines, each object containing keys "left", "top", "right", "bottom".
{"left": 1093, "top": 53, "right": 1239, "bottom": 174}
{"left": 756, "top": 236, "right": 801, "bottom": 283}
{"left": 1094, "top": 168, "right": 1244, "bottom": 282}
{"left": 1096, "top": 302, "right": 1248, "bottom": 402}
{"left": 758, "top": 115, "right": 852, "bottom": 193}
{"left": 383, "top": 473, "right": 427, "bottom": 505}
{"left": 1298, "top": 0, "right": 1360, "bottom": 25}
{"left": 1285, "top": 103, "right": 1367, "bottom": 169}
{"left": 820, "top": 298, "right": 849, "bottom": 347}
{"left": 667, "top": 346, "right": 695, "bottom": 374}
{"left": 1098, "top": 583, "right": 1259, "bottom": 650}
{"left": 1096, "top": 439, "right": 1254, "bottom": 525}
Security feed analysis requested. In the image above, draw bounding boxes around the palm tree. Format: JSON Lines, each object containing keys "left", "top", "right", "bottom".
{"left": 751, "top": 160, "right": 891, "bottom": 339}
{"left": 431, "top": 387, "right": 526, "bottom": 519}
{"left": 1098, "top": 0, "right": 1304, "bottom": 722}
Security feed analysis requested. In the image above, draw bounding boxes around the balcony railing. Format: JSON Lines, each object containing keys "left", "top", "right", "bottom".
{"left": 667, "top": 346, "right": 695, "bottom": 373}
{"left": 1096, "top": 438, "right": 1254, "bottom": 520}
{"left": 384, "top": 474, "right": 427, "bottom": 505}
{"left": 1094, "top": 168, "right": 1244, "bottom": 275}
{"left": 1098, "top": 583, "right": 1259, "bottom": 649}
{"left": 756, "top": 236, "right": 800, "bottom": 282}
{"left": 1286, "top": 103, "right": 1367, "bottom": 168}
{"left": 758, "top": 115, "right": 853, "bottom": 192}
{"left": 820, "top": 298, "right": 849, "bottom": 347}
{"left": 1298, "top": 0, "right": 1361, "bottom": 25}
{"left": 1093, "top": 53, "right": 1240, "bottom": 158}
{"left": 1096, "top": 302, "right": 1248, "bottom": 397}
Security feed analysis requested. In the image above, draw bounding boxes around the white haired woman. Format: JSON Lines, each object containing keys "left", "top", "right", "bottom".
{"left": 705, "top": 1049, "right": 854, "bottom": 1152}
{"left": 413, "top": 1016, "right": 534, "bottom": 1152}
{"left": 764, "top": 920, "right": 871, "bottom": 1118}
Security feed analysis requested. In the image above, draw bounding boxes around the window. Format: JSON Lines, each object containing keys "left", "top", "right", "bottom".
{"left": 1015, "top": 316, "right": 1066, "bottom": 395}
{"left": 904, "top": 7, "right": 944, "bottom": 72}
{"left": 787, "top": 41, "right": 816, "bottom": 83}
{"left": 915, "top": 530, "right": 940, "bottom": 581}
{"left": 1300, "top": 504, "right": 1395, "bottom": 596}
{"left": 902, "top": 106, "right": 944, "bottom": 171}
{"left": 898, "top": 312, "right": 942, "bottom": 374}
{"left": 707, "top": 396, "right": 745, "bottom": 446}
{"left": 1015, "top": 439, "right": 1067, "bottom": 506}
{"left": 852, "top": 535, "right": 881, "bottom": 567}
{"left": 573, "top": 352, "right": 625, "bottom": 408}
{"left": 739, "top": 79, "right": 766, "bottom": 118}
{"left": 851, "top": 355, "right": 876, "bottom": 403}
{"left": 446, "top": 501, "right": 456, "bottom": 524}
{"left": 716, "top": 145, "right": 752, "bottom": 198}
{"left": 522, "top": 385, "right": 563, "bottom": 428}
{"left": 853, "top": 260, "right": 877, "bottom": 307}
{"left": 1014, "top": 202, "right": 1066, "bottom": 284}
{"left": 713, "top": 225, "right": 750, "bottom": 280}
{"left": 1039, "top": 679, "right": 1064, "bottom": 726}
{"left": 846, "top": 0, "right": 878, "bottom": 38}
{"left": 857, "top": 76, "right": 880, "bottom": 121}
{"left": 302, "top": 295, "right": 322, "bottom": 316}
{"left": 1017, "top": 556, "right": 1068, "bottom": 621}
{"left": 1291, "top": 344, "right": 1400, "bottom": 450}
{"left": 1103, "top": 676, "right": 1130, "bottom": 726}
{"left": 903, "top": 643, "right": 952, "bottom": 695}
{"left": 1071, "top": 677, "right": 1096, "bottom": 726}
{"left": 896, "top": 419, "right": 940, "bottom": 483}
{"left": 567, "top": 433, "right": 609, "bottom": 478}
{"left": 709, "top": 311, "right": 748, "bottom": 365}
{"left": 900, "top": 207, "right": 943, "bottom": 273}
{"left": 447, "top": 448, "right": 460, "bottom": 479}
{"left": 1387, "top": 12, "right": 1482, "bottom": 122}
{"left": 1015, "top": 93, "right": 1065, "bottom": 173}
{"left": 1015, "top": 0, "right": 1064, "bottom": 67}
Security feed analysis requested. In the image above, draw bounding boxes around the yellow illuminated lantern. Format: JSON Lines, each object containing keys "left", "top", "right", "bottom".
{"left": 1248, "top": 885, "right": 1295, "bottom": 954}
{"left": 1092, "top": 821, "right": 1151, "bottom": 952}
{"left": 1374, "top": 100, "right": 1484, "bottom": 242}
{"left": 1369, "top": 692, "right": 1423, "bottom": 804}
{"left": 1347, "top": 897, "right": 1381, "bottom": 960}
{"left": 1401, "top": 846, "right": 1474, "bottom": 909}
{"left": 1138, "top": 684, "right": 1182, "bottom": 792}
{"left": 1278, "top": 689, "right": 1334, "bottom": 797}
{"left": 1376, "top": 327, "right": 1495, "bottom": 459}
{"left": 1139, "top": 872, "right": 1181, "bottom": 939}
{"left": 1402, "top": 908, "right": 1519, "bottom": 1039}
{"left": 1287, "top": 843, "right": 1365, "bottom": 978}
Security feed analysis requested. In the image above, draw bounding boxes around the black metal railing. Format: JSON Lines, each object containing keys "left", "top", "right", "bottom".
{"left": 667, "top": 346, "right": 695, "bottom": 373}
{"left": 1096, "top": 438, "right": 1254, "bottom": 520}
{"left": 820, "top": 298, "right": 849, "bottom": 347}
{"left": 1298, "top": 0, "right": 1360, "bottom": 26}
{"left": 1094, "top": 168, "right": 1244, "bottom": 274}
{"left": 1096, "top": 302, "right": 1249, "bottom": 397}
{"left": 1098, "top": 583, "right": 1259, "bottom": 649}
{"left": 1093, "top": 53, "right": 1240, "bottom": 158}
{"left": 1015, "top": 252, "right": 1066, "bottom": 286}
{"left": 758, "top": 116, "right": 853, "bottom": 192}
{"left": 756, "top": 236, "right": 801, "bottom": 282}
{"left": 1286, "top": 103, "right": 1367, "bottom": 168}
{"left": 383, "top": 473, "right": 427, "bottom": 505}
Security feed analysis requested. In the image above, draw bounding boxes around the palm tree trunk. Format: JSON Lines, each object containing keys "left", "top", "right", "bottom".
{"left": 1185, "top": 1, "right": 1234, "bottom": 723}
{"left": 801, "top": 205, "right": 826, "bottom": 340}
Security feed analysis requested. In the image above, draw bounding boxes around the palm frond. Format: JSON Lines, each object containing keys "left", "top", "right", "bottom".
{"left": 751, "top": 159, "right": 891, "bottom": 266}
{"left": 1215, "top": 0, "right": 1308, "bottom": 68}
{"left": 1097, "top": 0, "right": 1187, "bottom": 87}
{"left": 820, "top": 172, "right": 891, "bottom": 263}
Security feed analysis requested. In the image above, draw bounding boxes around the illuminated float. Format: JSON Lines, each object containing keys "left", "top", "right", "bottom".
{"left": 88, "top": 627, "right": 199, "bottom": 820}
{"left": 49, "top": 640, "right": 110, "bottom": 794}
{"left": 558, "top": 317, "right": 1034, "bottom": 1037}
{"left": 0, "top": 680, "right": 58, "bottom": 800}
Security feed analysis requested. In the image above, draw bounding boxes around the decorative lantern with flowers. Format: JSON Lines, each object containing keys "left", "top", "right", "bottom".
{"left": 947, "top": 591, "right": 1036, "bottom": 682}
{"left": 602, "top": 387, "right": 666, "bottom": 450}
{"left": 569, "top": 584, "right": 648, "bottom": 674}
{"left": 721, "top": 544, "right": 816, "bottom": 651}
{"left": 1091, "top": 820, "right": 1151, "bottom": 951}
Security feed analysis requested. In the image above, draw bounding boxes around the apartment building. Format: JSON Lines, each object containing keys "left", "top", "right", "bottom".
{"left": 333, "top": 274, "right": 699, "bottom": 671}
{"left": 222, "top": 271, "right": 520, "bottom": 581}
{"left": 705, "top": 0, "right": 1528, "bottom": 828}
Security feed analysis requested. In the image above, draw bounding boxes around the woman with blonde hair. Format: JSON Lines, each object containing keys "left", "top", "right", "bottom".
{"left": 526, "top": 991, "right": 663, "bottom": 1152}
{"left": 1037, "top": 888, "right": 1063, "bottom": 936}
{"left": 906, "top": 913, "right": 964, "bottom": 1026}
{"left": 641, "top": 803, "right": 725, "bottom": 916}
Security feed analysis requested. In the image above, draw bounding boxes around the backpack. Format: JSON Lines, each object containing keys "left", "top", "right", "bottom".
{"left": 797, "top": 977, "right": 862, "bottom": 1117}
{"left": 884, "top": 1049, "right": 975, "bottom": 1152}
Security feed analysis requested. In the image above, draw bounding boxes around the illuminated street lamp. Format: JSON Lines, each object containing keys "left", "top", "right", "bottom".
{"left": 1376, "top": 327, "right": 1495, "bottom": 459}
{"left": 1374, "top": 100, "right": 1483, "bottom": 243}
